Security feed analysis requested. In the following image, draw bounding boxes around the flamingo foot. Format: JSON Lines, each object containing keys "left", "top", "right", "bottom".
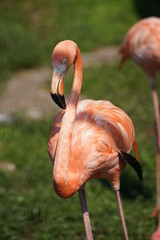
{"left": 152, "top": 226, "right": 160, "bottom": 240}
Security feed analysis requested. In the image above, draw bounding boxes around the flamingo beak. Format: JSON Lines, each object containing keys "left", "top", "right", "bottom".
{"left": 50, "top": 72, "right": 66, "bottom": 109}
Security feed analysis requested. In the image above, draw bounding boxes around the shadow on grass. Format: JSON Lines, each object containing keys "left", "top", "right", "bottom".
{"left": 99, "top": 171, "right": 153, "bottom": 200}
{"left": 133, "top": 0, "right": 160, "bottom": 18}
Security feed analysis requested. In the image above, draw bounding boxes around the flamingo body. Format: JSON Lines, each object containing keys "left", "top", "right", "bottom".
{"left": 119, "top": 17, "right": 160, "bottom": 76}
{"left": 48, "top": 99, "right": 135, "bottom": 197}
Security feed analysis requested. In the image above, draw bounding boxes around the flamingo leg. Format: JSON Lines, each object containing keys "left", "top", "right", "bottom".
{"left": 115, "top": 190, "right": 129, "bottom": 240}
{"left": 149, "top": 76, "right": 160, "bottom": 150}
{"left": 78, "top": 185, "right": 93, "bottom": 240}
{"left": 149, "top": 76, "right": 160, "bottom": 239}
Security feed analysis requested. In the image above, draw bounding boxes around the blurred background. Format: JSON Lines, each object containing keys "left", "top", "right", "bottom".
{"left": 0, "top": 0, "right": 160, "bottom": 239}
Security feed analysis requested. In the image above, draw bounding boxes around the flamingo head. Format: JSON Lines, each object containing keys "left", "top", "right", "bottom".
{"left": 50, "top": 40, "right": 77, "bottom": 109}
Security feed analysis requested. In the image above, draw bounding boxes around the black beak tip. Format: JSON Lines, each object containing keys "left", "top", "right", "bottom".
{"left": 50, "top": 93, "right": 66, "bottom": 109}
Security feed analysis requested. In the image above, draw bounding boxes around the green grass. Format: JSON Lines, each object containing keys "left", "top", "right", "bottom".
{"left": 0, "top": 61, "right": 160, "bottom": 239}
{"left": 0, "top": 0, "right": 140, "bottom": 82}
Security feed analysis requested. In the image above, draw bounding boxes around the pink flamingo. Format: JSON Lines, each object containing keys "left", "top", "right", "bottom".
{"left": 119, "top": 16, "right": 160, "bottom": 239}
{"left": 48, "top": 40, "right": 142, "bottom": 240}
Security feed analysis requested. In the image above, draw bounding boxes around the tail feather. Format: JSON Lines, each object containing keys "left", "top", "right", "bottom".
{"left": 133, "top": 139, "right": 139, "bottom": 161}
{"left": 119, "top": 151, "right": 142, "bottom": 181}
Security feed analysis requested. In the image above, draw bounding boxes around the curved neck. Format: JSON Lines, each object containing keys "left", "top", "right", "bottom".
{"left": 53, "top": 47, "right": 83, "bottom": 198}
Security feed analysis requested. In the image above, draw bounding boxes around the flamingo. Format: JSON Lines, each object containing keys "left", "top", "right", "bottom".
{"left": 119, "top": 16, "right": 160, "bottom": 239}
{"left": 48, "top": 40, "right": 142, "bottom": 240}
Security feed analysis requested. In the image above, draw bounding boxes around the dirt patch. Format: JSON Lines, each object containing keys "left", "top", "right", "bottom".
{"left": 0, "top": 45, "right": 119, "bottom": 120}
{"left": 0, "top": 68, "right": 55, "bottom": 119}
{"left": 0, "top": 161, "right": 16, "bottom": 172}
{"left": 82, "top": 45, "right": 119, "bottom": 66}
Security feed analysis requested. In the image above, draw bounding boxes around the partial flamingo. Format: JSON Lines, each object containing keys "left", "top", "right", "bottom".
{"left": 119, "top": 16, "right": 160, "bottom": 239}
{"left": 48, "top": 40, "right": 142, "bottom": 240}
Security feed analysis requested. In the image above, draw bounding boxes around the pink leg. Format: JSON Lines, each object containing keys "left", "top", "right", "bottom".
{"left": 149, "top": 76, "right": 160, "bottom": 150}
{"left": 78, "top": 186, "right": 93, "bottom": 240}
{"left": 115, "top": 190, "right": 129, "bottom": 240}
{"left": 149, "top": 76, "right": 160, "bottom": 238}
